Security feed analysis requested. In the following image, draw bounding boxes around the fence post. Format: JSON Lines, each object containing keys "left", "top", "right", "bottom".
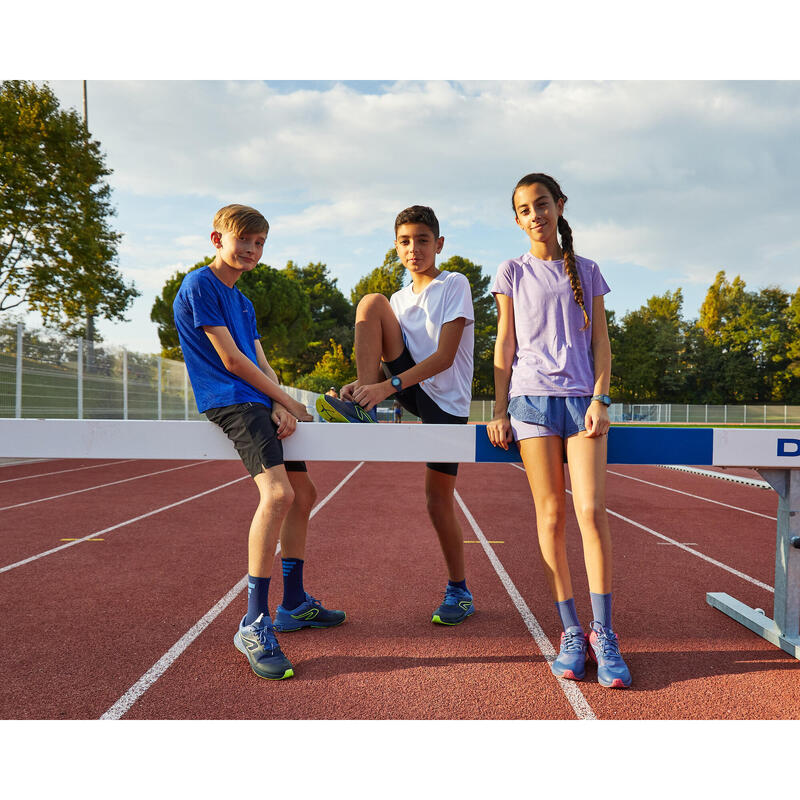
{"left": 15, "top": 323, "right": 23, "bottom": 418}
{"left": 724, "top": 405, "right": 727, "bottom": 424}
{"left": 785, "top": 405, "right": 788, "bottom": 424}
{"left": 705, "top": 404, "right": 708, "bottom": 423}
{"left": 686, "top": 404, "right": 689, "bottom": 423}
{"left": 744, "top": 405, "right": 747, "bottom": 423}
{"left": 122, "top": 349, "right": 128, "bottom": 420}
{"left": 184, "top": 365, "right": 189, "bottom": 420}
{"left": 157, "top": 357, "right": 162, "bottom": 421}
{"left": 77, "top": 338, "right": 83, "bottom": 420}
{"left": 764, "top": 404, "right": 767, "bottom": 424}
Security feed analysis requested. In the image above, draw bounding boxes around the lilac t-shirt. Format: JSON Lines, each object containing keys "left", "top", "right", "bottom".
{"left": 491, "top": 253, "right": 610, "bottom": 397}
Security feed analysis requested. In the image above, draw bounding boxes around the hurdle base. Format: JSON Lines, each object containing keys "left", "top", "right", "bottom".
{"left": 706, "top": 592, "right": 800, "bottom": 660}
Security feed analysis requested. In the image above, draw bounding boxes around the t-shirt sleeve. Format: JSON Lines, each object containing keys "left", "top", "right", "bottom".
{"left": 186, "top": 275, "right": 227, "bottom": 329}
{"left": 591, "top": 261, "right": 611, "bottom": 297}
{"left": 443, "top": 273, "right": 474, "bottom": 324}
{"left": 491, "top": 260, "right": 514, "bottom": 297}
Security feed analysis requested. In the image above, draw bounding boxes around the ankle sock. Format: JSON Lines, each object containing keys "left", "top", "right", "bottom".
{"left": 281, "top": 558, "right": 306, "bottom": 610}
{"left": 245, "top": 575, "right": 270, "bottom": 626}
{"left": 590, "top": 591, "right": 613, "bottom": 629}
{"left": 448, "top": 579, "right": 468, "bottom": 592}
{"left": 555, "top": 598, "right": 581, "bottom": 632}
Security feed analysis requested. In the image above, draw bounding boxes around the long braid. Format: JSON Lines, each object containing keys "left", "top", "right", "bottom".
{"left": 557, "top": 215, "right": 589, "bottom": 330}
{"left": 513, "top": 172, "right": 590, "bottom": 331}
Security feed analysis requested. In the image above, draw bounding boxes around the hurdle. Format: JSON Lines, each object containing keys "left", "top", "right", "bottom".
{"left": 1, "top": 419, "right": 798, "bottom": 660}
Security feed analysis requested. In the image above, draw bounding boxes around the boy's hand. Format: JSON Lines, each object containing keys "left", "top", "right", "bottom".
{"left": 584, "top": 402, "right": 610, "bottom": 438}
{"left": 352, "top": 381, "right": 391, "bottom": 412}
{"left": 340, "top": 380, "right": 358, "bottom": 401}
{"left": 271, "top": 404, "right": 297, "bottom": 439}
{"left": 486, "top": 415, "right": 513, "bottom": 450}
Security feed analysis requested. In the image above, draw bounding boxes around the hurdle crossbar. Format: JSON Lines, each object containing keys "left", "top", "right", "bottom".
{"left": 1, "top": 419, "right": 798, "bottom": 660}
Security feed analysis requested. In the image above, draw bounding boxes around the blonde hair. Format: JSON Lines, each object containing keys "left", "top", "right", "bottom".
{"left": 213, "top": 204, "right": 269, "bottom": 238}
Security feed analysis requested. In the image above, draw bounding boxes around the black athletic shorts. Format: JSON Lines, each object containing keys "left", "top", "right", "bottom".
{"left": 204, "top": 402, "right": 307, "bottom": 479}
{"left": 383, "top": 346, "right": 468, "bottom": 476}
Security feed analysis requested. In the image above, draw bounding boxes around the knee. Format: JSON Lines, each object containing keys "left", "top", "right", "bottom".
{"left": 426, "top": 486, "right": 454, "bottom": 524}
{"left": 291, "top": 478, "right": 317, "bottom": 514}
{"left": 356, "top": 292, "right": 390, "bottom": 321}
{"left": 535, "top": 497, "right": 565, "bottom": 537}
{"left": 259, "top": 480, "right": 295, "bottom": 515}
{"left": 574, "top": 501, "right": 606, "bottom": 533}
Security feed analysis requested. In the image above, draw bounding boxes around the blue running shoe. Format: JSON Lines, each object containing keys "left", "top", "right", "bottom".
{"left": 316, "top": 394, "right": 378, "bottom": 423}
{"left": 273, "top": 593, "right": 346, "bottom": 632}
{"left": 233, "top": 613, "right": 294, "bottom": 680}
{"left": 550, "top": 626, "right": 587, "bottom": 680}
{"left": 431, "top": 585, "right": 474, "bottom": 625}
{"left": 587, "top": 620, "right": 632, "bottom": 688}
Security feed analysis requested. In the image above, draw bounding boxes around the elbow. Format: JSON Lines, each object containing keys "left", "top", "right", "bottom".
{"left": 221, "top": 352, "right": 242, "bottom": 374}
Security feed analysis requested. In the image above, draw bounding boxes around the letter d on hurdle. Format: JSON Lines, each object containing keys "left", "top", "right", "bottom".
{"left": 777, "top": 438, "right": 800, "bottom": 457}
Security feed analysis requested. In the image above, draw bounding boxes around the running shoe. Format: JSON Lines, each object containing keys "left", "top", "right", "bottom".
{"left": 587, "top": 620, "right": 632, "bottom": 688}
{"left": 233, "top": 613, "right": 294, "bottom": 680}
{"left": 431, "top": 585, "right": 474, "bottom": 625}
{"left": 273, "top": 593, "right": 346, "bottom": 632}
{"left": 316, "top": 394, "right": 378, "bottom": 423}
{"left": 550, "top": 626, "right": 588, "bottom": 680}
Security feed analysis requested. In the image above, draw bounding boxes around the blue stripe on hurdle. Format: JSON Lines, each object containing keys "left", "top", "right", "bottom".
{"left": 474, "top": 425, "right": 715, "bottom": 465}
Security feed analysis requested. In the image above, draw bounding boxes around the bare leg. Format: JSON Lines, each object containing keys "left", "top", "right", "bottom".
{"left": 353, "top": 293, "right": 405, "bottom": 385}
{"left": 565, "top": 432, "right": 612, "bottom": 593}
{"left": 278, "top": 471, "right": 318, "bottom": 559}
{"left": 425, "top": 467, "right": 465, "bottom": 581}
{"left": 519, "top": 436, "right": 572, "bottom": 601}
{"left": 249, "top": 465, "right": 295, "bottom": 577}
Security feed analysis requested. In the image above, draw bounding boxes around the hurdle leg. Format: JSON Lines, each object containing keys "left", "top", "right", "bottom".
{"left": 706, "top": 468, "right": 800, "bottom": 660}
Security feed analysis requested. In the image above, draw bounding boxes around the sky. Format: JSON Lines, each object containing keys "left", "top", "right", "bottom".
{"left": 4, "top": 2, "right": 799, "bottom": 356}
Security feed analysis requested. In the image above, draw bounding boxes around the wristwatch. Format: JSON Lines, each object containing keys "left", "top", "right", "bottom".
{"left": 591, "top": 394, "right": 612, "bottom": 406}
{"left": 390, "top": 375, "right": 403, "bottom": 392}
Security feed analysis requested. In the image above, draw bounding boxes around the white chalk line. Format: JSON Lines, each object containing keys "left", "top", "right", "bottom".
{"left": 656, "top": 464, "right": 770, "bottom": 489}
{"left": 100, "top": 462, "right": 365, "bottom": 720}
{"left": 454, "top": 490, "right": 597, "bottom": 721}
{"left": 0, "top": 461, "right": 206, "bottom": 512}
{"left": 0, "top": 459, "right": 136, "bottom": 485}
{"left": 509, "top": 463, "right": 773, "bottom": 593}
{"left": 607, "top": 469, "right": 776, "bottom": 520}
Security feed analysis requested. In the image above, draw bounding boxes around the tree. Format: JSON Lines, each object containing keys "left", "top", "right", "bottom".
{"left": 0, "top": 80, "right": 138, "bottom": 336}
{"left": 151, "top": 259, "right": 312, "bottom": 383}
{"left": 350, "top": 249, "right": 407, "bottom": 307}
{"left": 294, "top": 340, "right": 356, "bottom": 393}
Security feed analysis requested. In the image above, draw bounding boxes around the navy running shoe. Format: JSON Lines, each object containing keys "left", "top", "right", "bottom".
{"left": 587, "top": 620, "right": 632, "bottom": 688}
{"left": 273, "top": 593, "right": 346, "bottom": 632}
{"left": 431, "top": 585, "right": 474, "bottom": 625}
{"left": 316, "top": 394, "right": 378, "bottom": 423}
{"left": 234, "top": 613, "right": 294, "bottom": 680}
{"left": 550, "top": 626, "right": 588, "bottom": 680}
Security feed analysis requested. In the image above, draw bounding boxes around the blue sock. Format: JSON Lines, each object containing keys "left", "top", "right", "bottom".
{"left": 281, "top": 558, "right": 306, "bottom": 610}
{"left": 448, "top": 579, "right": 468, "bottom": 592}
{"left": 245, "top": 575, "right": 270, "bottom": 626}
{"left": 555, "top": 598, "right": 582, "bottom": 632}
{"left": 590, "top": 592, "right": 613, "bottom": 629}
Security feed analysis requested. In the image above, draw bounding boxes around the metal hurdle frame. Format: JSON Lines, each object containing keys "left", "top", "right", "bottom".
{"left": 1, "top": 420, "right": 798, "bottom": 660}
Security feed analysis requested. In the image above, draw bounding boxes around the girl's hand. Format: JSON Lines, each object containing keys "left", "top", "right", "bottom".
{"left": 340, "top": 380, "right": 358, "bottom": 401}
{"left": 584, "top": 401, "right": 610, "bottom": 438}
{"left": 486, "top": 415, "right": 513, "bottom": 450}
{"left": 352, "top": 381, "right": 391, "bottom": 411}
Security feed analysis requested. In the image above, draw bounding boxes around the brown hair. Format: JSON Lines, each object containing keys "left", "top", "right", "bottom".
{"left": 512, "top": 173, "right": 589, "bottom": 330}
{"left": 394, "top": 205, "right": 440, "bottom": 239}
{"left": 213, "top": 204, "right": 269, "bottom": 238}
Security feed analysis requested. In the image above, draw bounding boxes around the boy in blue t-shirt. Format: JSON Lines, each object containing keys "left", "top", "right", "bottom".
{"left": 173, "top": 204, "right": 345, "bottom": 681}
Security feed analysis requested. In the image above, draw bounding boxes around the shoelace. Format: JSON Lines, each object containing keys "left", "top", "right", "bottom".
{"left": 592, "top": 625, "right": 621, "bottom": 658}
{"left": 561, "top": 629, "right": 586, "bottom": 653}
{"left": 254, "top": 621, "right": 279, "bottom": 653}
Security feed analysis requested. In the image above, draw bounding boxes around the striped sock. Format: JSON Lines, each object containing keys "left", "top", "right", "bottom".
{"left": 590, "top": 592, "right": 613, "bottom": 629}
{"left": 245, "top": 575, "right": 270, "bottom": 626}
{"left": 281, "top": 558, "right": 306, "bottom": 611}
{"left": 555, "top": 598, "right": 582, "bottom": 632}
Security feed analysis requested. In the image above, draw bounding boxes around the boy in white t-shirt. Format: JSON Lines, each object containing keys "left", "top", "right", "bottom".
{"left": 316, "top": 205, "right": 477, "bottom": 624}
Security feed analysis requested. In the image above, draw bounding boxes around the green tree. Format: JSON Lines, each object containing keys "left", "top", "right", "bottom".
{"left": 151, "top": 259, "right": 312, "bottom": 383}
{"left": 439, "top": 255, "right": 496, "bottom": 398}
{"left": 294, "top": 340, "right": 356, "bottom": 393}
{"left": 350, "top": 249, "right": 407, "bottom": 306}
{"left": 0, "top": 80, "right": 138, "bottom": 336}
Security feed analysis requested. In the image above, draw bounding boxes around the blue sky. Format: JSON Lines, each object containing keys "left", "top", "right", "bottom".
{"left": 6, "top": 4, "right": 800, "bottom": 357}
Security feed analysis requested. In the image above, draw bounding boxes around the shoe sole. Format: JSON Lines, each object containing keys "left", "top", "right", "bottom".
{"left": 587, "top": 645, "right": 631, "bottom": 688}
{"left": 431, "top": 608, "right": 474, "bottom": 626}
{"left": 274, "top": 614, "right": 346, "bottom": 632}
{"left": 234, "top": 633, "right": 294, "bottom": 680}
{"left": 316, "top": 397, "right": 351, "bottom": 423}
{"left": 551, "top": 665, "right": 586, "bottom": 681}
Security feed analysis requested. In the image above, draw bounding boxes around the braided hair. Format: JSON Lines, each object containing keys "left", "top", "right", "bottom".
{"left": 512, "top": 173, "right": 590, "bottom": 330}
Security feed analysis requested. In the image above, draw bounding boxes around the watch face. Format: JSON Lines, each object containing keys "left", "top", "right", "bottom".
{"left": 391, "top": 376, "right": 401, "bottom": 389}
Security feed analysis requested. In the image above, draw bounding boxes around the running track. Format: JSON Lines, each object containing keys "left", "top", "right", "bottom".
{"left": 1, "top": 454, "right": 798, "bottom": 721}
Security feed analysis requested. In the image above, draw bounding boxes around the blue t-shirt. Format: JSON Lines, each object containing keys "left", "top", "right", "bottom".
{"left": 173, "top": 266, "right": 273, "bottom": 413}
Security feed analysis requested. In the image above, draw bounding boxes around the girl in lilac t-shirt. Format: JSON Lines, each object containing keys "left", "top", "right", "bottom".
{"left": 486, "top": 172, "right": 631, "bottom": 689}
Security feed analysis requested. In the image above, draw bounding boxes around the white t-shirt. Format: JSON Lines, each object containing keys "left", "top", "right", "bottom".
{"left": 390, "top": 270, "right": 475, "bottom": 417}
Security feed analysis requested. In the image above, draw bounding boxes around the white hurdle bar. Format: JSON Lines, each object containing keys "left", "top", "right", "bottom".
{"left": 1, "top": 419, "right": 799, "bottom": 660}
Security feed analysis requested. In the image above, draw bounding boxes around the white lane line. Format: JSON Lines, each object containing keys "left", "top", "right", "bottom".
{"left": 0, "top": 459, "right": 136, "bottom": 485}
{"left": 0, "top": 475, "right": 250, "bottom": 574}
{"left": 0, "top": 459, "right": 51, "bottom": 468}
{"left": 100, "top": 462, "right": 365, "bottom": 721}
{"left": 607, "top": 470, "right": 776, "bottom": 520}
{"left": 509, "top": 463, "right": 773, "bottom": 593}
{"left": 454, "top": 489, "right": 597, "bottom": 721}
{"left": 657, "top": 464, "right": 770, "bottom": 489}
{"left": 0, "top": 461, "right": 205, "bottom": 512}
